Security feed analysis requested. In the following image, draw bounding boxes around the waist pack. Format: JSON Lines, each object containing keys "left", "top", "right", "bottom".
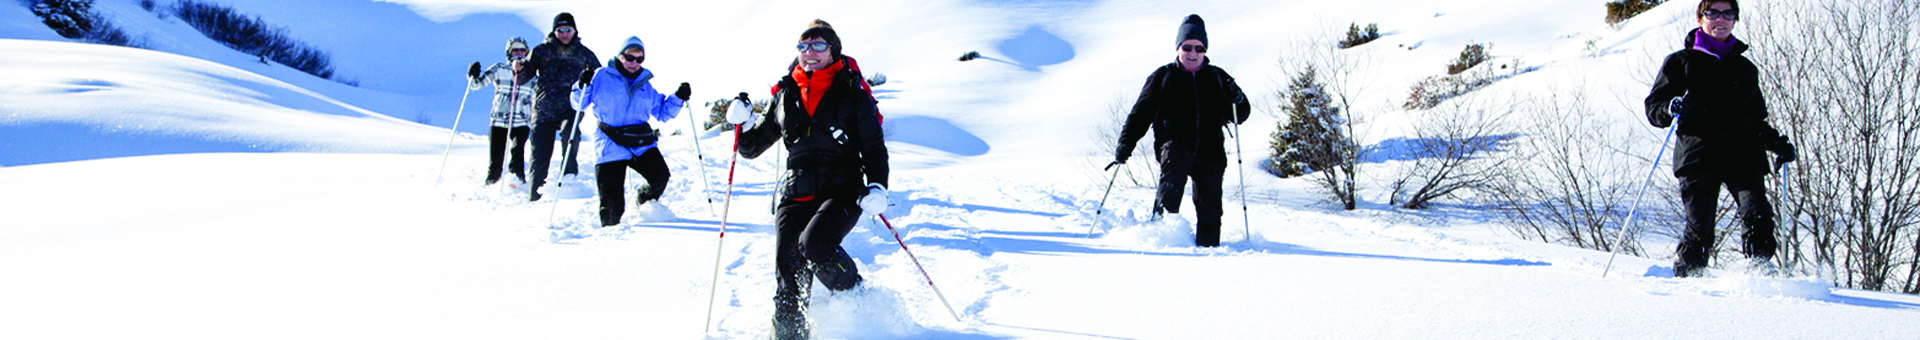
{"left": 598, "top": 122, "right": 658, "bottom": 148}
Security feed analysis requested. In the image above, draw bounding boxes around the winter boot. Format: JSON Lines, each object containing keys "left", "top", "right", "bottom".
{"left": 811, "top": 248, "right": 863, "bottom": 291}
{"left": 1747, "top": 257, "right": 1781, "bottom": 277}
{"left": 772, "top": 274, "right": 811, "bottom": 340}
{"left": 1673, "top": 260, "right": 1706, "bottom": 278}
{"left": 635, "top": 184, "right": 657, "bottom": 207}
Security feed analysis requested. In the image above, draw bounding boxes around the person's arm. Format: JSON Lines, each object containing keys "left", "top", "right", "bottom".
{"left": 650, "top": 82, "right": 685, "bottom": 124}
{"left": 737, "top": 90, "right": 784, "bottom": 159}
{"left": 1116, "top": 68, "right": 1167, "bottom": 163}
{"left": 1219, "top": 68, "right": 1251, "bottom": 125}
{"left": 1645, "top": 53, "right": 1689, "bottom": 128}
{"left": 853, "top": 90, "right": 889, "bottom": 188}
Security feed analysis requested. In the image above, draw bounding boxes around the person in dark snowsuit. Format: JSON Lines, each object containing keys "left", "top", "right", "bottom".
{"left": 1644, "top": 0, "right": 1798, "bottom": 278}
{"left": 1113, "top": 14, "right": 1252, "bottom": 247}
{"left": 521, "top": 12, "right": 600, "bottom": 201}
{"left": 727, "top": 19, "right": 889, "bottom": 340}
{"left": 468, "top": 37, "right": 536, "bottom": 186}
{"left": 570, "top": 37, "right": 690, "bottom": 226}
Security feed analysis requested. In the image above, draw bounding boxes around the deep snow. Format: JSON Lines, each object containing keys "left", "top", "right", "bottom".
{"left": 3, "top": 0, "right": 1918, "bottom": 339}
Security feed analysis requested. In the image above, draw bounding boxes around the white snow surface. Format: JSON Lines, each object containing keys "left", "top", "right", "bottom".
{"left": 3, "top": 0, "right": 1918, "bottom": 339}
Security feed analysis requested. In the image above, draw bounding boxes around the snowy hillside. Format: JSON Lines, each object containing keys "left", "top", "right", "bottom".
{"left": 4, "top": 0, "right": 1918, "bottom": 339}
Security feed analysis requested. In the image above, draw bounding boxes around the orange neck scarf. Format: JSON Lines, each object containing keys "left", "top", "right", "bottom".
{"left": 790, "top": 60, "right": 843, "bottom": 116}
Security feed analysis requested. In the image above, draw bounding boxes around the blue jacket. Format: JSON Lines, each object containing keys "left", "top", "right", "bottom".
{"left": 576, "top": 62, "right": 683, "bottom": 164}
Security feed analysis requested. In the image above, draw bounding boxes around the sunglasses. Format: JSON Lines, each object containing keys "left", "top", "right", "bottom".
{"left": 1701, "top": 8, "right": 1739, "bottom": 20}
{"left": 1180, "top": 44, "right": 1207, "bottom": 53}
{"left": 621, "top": 53, "right": 644, "bottom": 63}
{"left": 797, "top": 42, "right": 832, "bottom": 52}
{"left": 555, "top": 26, "right": 576, "bottom": 33}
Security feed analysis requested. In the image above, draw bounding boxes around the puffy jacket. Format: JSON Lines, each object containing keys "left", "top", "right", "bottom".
{"left": 575, "top": 64, "right": 683, "bottom": 164}
{"left": 524, "top": 34, "right": 600, "bottom": 123}
{"left": 1117, "top": 59, "right": 1252, "bottom": 164}
{"left": 738, "top": 57, "right": 888, "bottom": 200}
{"left": 1644, "top": 29, "right": 1783, "bottom": 177}
{"left": 468, "top": 62, "right": 535, "bottom": 128}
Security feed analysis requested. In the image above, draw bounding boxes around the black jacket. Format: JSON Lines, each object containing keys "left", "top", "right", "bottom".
{"left": 1117, "top": 60, "right": 1252, "bottom": 164}
{"left": 1645, "top": 29, "right": 1783, "bottom": 177}
{"left": 738, "top": 58, "right": 888, "bottom": 200}
{"left": 524, "top": 34, "right": 600, "bottom": 122}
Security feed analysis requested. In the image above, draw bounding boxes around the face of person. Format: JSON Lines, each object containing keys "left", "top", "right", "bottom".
{"left": 555, "top": 25, "right": 577, "bottom": 44}
{"left": 1697, "top": 2, "right": 1738, "bottom": 41}
{"left": 1177, "top": 39, "right": 1206, "bottom": 71}
{"left": 797, "top": 37, "right": 834, "bottom": 72}
{"left": 619, "top": 49, "right": 644, "bottom": 73}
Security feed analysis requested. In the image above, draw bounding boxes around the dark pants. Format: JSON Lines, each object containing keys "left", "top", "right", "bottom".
{"left": 486, "top": 126, "right": 529, "bottom": 184}
{"left": 772, "top": 195, "right": 863, "bottom": 339}
{"left": 1156, "top": 145, "right": 1228, "bottom": 247}
{"left": 528, "top": 115, "right": 582, "bottom": 199}
{"left": 1675, "top": 173, "right": 1779, "bottom": 268}
{"left": 595, "top": 148, "right": 670, "bottom": 226}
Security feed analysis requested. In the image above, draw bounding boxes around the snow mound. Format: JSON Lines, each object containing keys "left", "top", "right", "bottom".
{"left": 1705, "top": 276, "right": 1833, "bottom": 299}
{"left": 1101, "top": 213, "right": 1196, "bottom": 249}
{"left": 809, "top": 285, "right": 930, "bottom": 339}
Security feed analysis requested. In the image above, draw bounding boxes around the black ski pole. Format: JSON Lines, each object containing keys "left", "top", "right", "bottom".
{"left": 1088, "top": 161, "right": 1121, "bottom": 237}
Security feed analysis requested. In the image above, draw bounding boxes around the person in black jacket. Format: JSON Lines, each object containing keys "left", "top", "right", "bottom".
{"left": 521, "top": 12, "right": 601, "bottom": 201}
{"left": 1113, "top": 14, "right": 1251, "bottom": 247}
{"left": 1644, "top": 0, "right": 1798, "bottom": 278}
{"left": 727, "top": 19, "right": 888, "bottom": 340}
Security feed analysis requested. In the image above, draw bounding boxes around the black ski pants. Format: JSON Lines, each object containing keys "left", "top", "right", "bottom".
{"left": 486, "top": 126, "right": 530, "bottom": 183}
{"left": 594, "top": 148, "right": 670, "bottom": 225}
{"left": 528, "top": 114, "right": 582, "bottom": 199}
{"left": 1676, "top": 173, "right": 1778, "bottom": 267}
{"left": 772, "top": 195, "right": 862, "bottom": 338}
{"left": 1156, "top": 144, "right": 1227, "bottom": 247}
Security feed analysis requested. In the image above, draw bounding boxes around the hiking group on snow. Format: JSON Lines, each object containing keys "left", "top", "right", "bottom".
{"left": 457, "top": 1, "right": 1797, "bottom": 337}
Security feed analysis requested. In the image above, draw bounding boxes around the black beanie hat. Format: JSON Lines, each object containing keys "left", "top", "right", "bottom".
{"left": 1176, "top": 14, "right": 1207, "bottom": 48}
{"left": 800, "top": 19, "right": 843, "bottom": 58}
{"left": 553, "top": 12, "right": 575, "bottom": 31}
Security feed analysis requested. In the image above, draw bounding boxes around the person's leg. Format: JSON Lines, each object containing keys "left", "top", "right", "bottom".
{"left": 630, "top": 148, "right": 672, "bottom": 205}
{"left": 1190, "top": 161, "right": 1227, "bottom": 247}
{"left": 1674, "top": 175, "right": 1723, "bottom": 277}
{"left": 773, "top": 199, "right": 819, "bottom": 339}
{"left": 595, "top": 160, "right": 629, "bottom": 226}
{"left": 801, "top": 196, "right": 863, "bottom": 291}
{"left": 487, "top": 126, "right": 507, "bottom": 184}
{"left": 508, "top": 126, "right": 530, "bottom": 181}
{"left": 560, "top": 113, "right": 582, "bottom": 176}
{"left": 1726, "top": 175, "right": 1778, "bottom": 260}
{"left": 1155, "top": 145, "right": 1194, "bottom": 216}
{"left": 528, "top": 121, "right": 559, "bottom": 200}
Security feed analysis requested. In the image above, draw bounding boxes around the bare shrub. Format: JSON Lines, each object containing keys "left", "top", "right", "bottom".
{"left": 1389, "top": 94, "right": 1518, "bottom": 209}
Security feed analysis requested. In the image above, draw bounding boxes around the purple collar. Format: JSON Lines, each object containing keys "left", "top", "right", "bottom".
{"left": 1691, "top": 29, "right": 1739, "bottom": 58}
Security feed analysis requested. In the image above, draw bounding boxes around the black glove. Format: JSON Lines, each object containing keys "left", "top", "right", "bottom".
{"left": 675, "top": 82, "right": 692, "bottom": 101}
{"left": 735, "top": 92, "right": 751, "bottom": 104}
{"left": 1770, "top": 138, "right": 1797, "bottom": 166}
{"left": 467, "top": 62, "right": 482, "bottom": 81}
{"left": 577, "top": 68, "right": 595, "bottom": 88}
{"left": 1105, "top": 160, "right": 1123, "bottom": 171}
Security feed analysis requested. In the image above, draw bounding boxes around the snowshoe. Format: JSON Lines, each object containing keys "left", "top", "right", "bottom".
{"left": 812, "top": 248, "right": 863, "bottom": 291}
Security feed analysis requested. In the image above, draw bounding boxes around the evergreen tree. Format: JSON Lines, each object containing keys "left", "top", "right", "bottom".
{"left": 1268, "top": 67, "right": 1348, "bottom": 178}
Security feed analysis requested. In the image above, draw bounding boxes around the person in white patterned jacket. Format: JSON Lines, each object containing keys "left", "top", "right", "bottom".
{"left": 467, "top": 37, "right": 537, "bottom": 187}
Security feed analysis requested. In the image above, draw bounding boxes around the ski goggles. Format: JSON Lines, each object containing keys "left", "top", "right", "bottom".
{"left": 797, "top": 42, "right": 832, "bottom": 52}
{"left": 1701, "top": 8, "right": 1739, "bottom": 20}
{"left": 1180, "top": 44, "right": 1207, "bottom": 53}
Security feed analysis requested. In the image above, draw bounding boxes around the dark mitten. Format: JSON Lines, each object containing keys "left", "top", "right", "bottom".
{"left": 577, "top": 68, "right": 595, "bottom": 88}
{"left": 675, "top": 82, "right": 692, "bottom": 101}
{"left": 467, "top": 62, "right": 482, "bottom": 81}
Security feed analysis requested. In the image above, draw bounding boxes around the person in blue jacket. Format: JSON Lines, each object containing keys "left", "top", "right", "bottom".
{"left": 571, "top": 36, "right": 692, "bottom": 227}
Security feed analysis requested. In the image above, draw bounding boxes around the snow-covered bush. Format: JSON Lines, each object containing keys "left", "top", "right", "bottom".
{"left": 1605, "top": 0, "right": 1662, "bottom": 26}
{"left": 172, "top": 0, "right": 336, "bottom": 81}
{"left": 1337, "top": 22, "right": 1380, "bottom": 49}
{"left": 1445, "top": 43, "right": 1491, "bottom": 75}
{"left": 26, "top": 0, "right": 139, "bottom": 47}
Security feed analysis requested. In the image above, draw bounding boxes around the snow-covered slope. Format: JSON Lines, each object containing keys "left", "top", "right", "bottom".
{"left": 3, "top": 0, "right": 1917, "bottom": 339}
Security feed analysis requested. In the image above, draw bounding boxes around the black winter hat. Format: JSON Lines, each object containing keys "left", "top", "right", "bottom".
{"left": 800, "top": 19, "right": 843, "bottom": 58}
{"left": 553, "top": 12, "right": 576, "bottom": 31}
{"left": 1176, "top": 14, "right": 1207, "bottom": 48}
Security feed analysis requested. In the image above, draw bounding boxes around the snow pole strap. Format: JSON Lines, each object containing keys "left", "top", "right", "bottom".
{"left": 877, "top": 214, "right": 963, "bottom": 322}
